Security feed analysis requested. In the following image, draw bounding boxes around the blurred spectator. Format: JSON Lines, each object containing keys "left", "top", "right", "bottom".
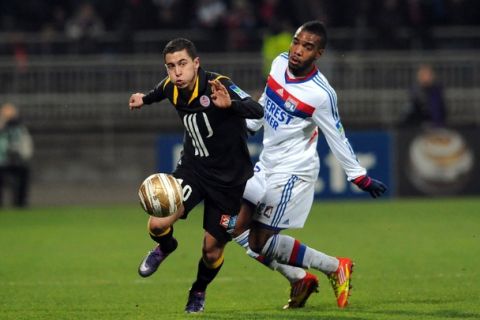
{"left": 374, "top": 0, "right": 407, "bottom": 49}
{"left": 261, "top": 21, "right": 292, "bottom": 77}
{"left": 402, "top": 64, "right": 447, "bottom": 128}
{"left": 406, "top": 0, "right": 433, "bottom": 49}
{"left": 152, "top": 0, "right": 191, "bottom": 28}
{"left": 1, "top": 0, "right": 480, "bottom": 55}
{"left": 225, "top": 0, "right": 257, "bottom": 51}
{"left": 66, "top": 2, "right": 105, "bottom": 54}
{"left": 195, "top": 0, "right": 226, "bottom": 28}
{"left": 194, "top": 0, "right": 228, "bottom": 50}
{"left": 39, "top": 5, "right": 68, "bottom": 55}
{"left": 0, "top": 103, "right": 33, "bottom": 208}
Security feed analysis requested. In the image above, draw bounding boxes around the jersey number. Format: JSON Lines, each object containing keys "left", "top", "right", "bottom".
{"left": 183, "top": 113, "right": 213, "bottom": 157}
{"left": 176, "top": 179, "right": 192, "bottom": 202}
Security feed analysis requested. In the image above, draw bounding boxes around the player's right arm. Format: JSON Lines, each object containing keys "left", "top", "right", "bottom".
{"left": 129, "top": 77, "right": 169, "bottom": 110}
{"left": 245, "top": 89, "right": 267, "bottom": 132}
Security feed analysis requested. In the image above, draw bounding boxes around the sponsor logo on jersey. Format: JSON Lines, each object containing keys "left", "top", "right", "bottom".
{"left": 220, "top": 214, "right": 233, "bottom": 230}
{"left": 229, "top": 84, "right": 250, "bottom": 99}
{"left": 200, "top": 95, "right": 210, "bottom": 107}
{"left": 264, "top": 97, "right": 294, "bottom": 130}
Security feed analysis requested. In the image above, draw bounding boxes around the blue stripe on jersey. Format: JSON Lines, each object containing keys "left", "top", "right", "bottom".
{"left": 312, "top": 75, "right": 339, "bottom": 121}
{"left": 272, "top": 175, "right": 298, "bottom": 228}
{"left": 280, "top": 52, "right": 289, "bottom": 60}
{"left": 314, "top": 74, "right": 337, "bottom": 106}
{"left": 265, "top": 87, "right": 310, "bottom": 119}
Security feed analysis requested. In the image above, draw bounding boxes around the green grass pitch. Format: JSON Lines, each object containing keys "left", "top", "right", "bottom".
{"left": 1, "top": 198, "right": 479, "bottom": 319}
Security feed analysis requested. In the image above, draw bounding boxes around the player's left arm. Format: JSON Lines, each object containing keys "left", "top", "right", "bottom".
{"left": 312, "top": 93, "right": 387, "bottom": 198}
{"left": 209, "top": 78, "right": 263, "bottom": 119}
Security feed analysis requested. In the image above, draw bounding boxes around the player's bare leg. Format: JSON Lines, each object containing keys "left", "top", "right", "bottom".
{"left": 232, "top": 204, "right": 319, "bottom": 309}
{"left": 249, "top": 226, "right": 353, "bottom": 308}
{"left": 185, "top": 231, "right": 226, "bottom": 313}
{"left": 138, "top": 206, "right": 184, "bottom": 277}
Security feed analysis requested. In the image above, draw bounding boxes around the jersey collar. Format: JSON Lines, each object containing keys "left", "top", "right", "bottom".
{"left": 173, "top": 68, "right": 205, "bottom": 105}
{"left": 284, "top": 65, "right": 318, "bottom": 83}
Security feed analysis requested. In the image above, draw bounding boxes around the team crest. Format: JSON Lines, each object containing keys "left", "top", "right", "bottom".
{"left": 284, "top": 97, "right": 298, "bottom": 112}
{"left": 200, "top": 95, "right": 210, "bottom": 107}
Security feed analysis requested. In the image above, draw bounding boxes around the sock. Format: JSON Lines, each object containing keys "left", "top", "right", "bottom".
{"left": 190, "top": 254, "right": 224, "bottom": 292}
{"left": 261, "top": 234, "right": 339, "bottom": 274}
{"left": 233, "top": 230, "right": 307, "bottom": 283}
{"left": 149, "top": 226, "right": 178, "bottom": 254}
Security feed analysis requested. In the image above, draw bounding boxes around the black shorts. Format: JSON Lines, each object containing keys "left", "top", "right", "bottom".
{"left": 173, "top": 166, "right": 246, "bottom": 244}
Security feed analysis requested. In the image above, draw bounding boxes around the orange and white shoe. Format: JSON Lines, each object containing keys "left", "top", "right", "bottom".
{"left": 283, "top": 272, "right": 319, "bottom": 309}
{"left": 328, "top": 257, "right": 354, "bottom": 308}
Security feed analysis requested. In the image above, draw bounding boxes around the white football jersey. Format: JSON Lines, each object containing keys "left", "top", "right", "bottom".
{"left": 248, "top": 52, "right": 366, "bottom": 182}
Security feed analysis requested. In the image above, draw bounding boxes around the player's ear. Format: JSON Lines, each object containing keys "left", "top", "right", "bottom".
{"left": 316, "top": 48, "right": 325, "bottom": 59}
{"left": 193, "top": 57, "right": 200, "bottom": 71}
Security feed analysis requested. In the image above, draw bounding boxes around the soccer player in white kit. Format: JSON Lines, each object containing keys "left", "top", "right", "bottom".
{"left": 232, "top": 21, "right": 387, "bottom": 309}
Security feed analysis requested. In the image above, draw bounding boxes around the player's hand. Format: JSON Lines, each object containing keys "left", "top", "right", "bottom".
{"left": 129, "top": 93, "right": 145, "bottom": 110}
{"left": 353, "top": 175, "right": 387, "bottom": 198}
{"left": 209, "top": 79, "right": 231, "bottom": 108}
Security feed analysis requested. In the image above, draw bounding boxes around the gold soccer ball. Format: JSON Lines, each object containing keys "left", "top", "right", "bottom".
{"left": 138, "top": 173, "right": 183, "bottom": 217}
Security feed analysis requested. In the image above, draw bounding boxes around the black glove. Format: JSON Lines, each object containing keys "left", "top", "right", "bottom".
{"left": 353, "top": 175, "right": 387, "bottom": 198}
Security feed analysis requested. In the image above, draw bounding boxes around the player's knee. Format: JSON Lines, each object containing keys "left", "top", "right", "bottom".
{"left": 202, "top": 248, "right": 223, "bottom": 265}
{"left": 248, "top": 229, "right": 276, "bottom": 255}
{"left": 247, "top": 239, "right": 265, "bottom": 254}
{"left": 148, "top": 217, "right": 171, "bottom": 234}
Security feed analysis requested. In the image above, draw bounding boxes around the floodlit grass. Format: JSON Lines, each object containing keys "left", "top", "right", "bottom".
{"left": 1, "top": 198, "right": 479, "bottom": 319}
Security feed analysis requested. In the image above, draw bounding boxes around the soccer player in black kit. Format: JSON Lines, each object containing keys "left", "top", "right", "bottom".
{"left": 129, "top": 38, "right": 263, "bottom": 313}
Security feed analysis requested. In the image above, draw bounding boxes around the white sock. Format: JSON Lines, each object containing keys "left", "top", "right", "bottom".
{"left": 233, "top": 230, "right": 250, "bottom": 250}
{"left": 233, "top": 230, "right": 307, "bottom": 282}
{"left": 261, "top": 234, "right": 339, "bottom": 274}
{"left": 270, "top": 260, "right": 306, "bottom": 283}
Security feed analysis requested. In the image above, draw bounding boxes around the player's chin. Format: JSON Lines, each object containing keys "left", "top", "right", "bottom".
{"left": 288, "top": 61, "right": 302, "bottom": 72}
{"left": 175, "top": 81, "right": 188, "bottom": 89}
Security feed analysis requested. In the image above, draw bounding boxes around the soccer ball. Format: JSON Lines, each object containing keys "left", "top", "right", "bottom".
{"left": 138, "top": 173, "right": 183, "bottom": 217}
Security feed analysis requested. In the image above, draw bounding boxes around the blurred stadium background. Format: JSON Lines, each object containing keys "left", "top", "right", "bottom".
{"left": 1, "top": 0, "right": 479, "bottom": 206}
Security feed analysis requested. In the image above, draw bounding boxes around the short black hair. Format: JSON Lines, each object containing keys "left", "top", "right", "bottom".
{"left": 162, "top": 38, "right": 198, "bottom": 60}
{"left": 299, "top": 21, "right": 327, "bottom": 49}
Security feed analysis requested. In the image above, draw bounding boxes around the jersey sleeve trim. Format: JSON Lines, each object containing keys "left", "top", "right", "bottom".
{"left": 312, "top": 75, "right": 339, "bottom": 121}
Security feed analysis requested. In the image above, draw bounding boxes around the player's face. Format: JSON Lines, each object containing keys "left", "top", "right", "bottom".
{"left": 165, "top": 49, "right": 200, "bottom": 91}
{"left": 288, "top": 29, "right": 324, "bottom": 77}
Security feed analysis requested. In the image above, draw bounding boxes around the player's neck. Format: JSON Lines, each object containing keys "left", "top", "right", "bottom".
{"left": 286, "top": 65, "right": 316, "bottom": 79}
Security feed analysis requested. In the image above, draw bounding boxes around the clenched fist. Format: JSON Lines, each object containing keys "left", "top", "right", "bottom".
{"left": 129, "top": 93, "right": 145, "bottom": 110}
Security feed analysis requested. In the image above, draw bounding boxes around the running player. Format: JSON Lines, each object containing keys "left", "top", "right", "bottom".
{"left": 232, "top": 21, "right": 387, "bottom": 309}
{"left": 129, "top": 38, "right": 263, "bottom": 313}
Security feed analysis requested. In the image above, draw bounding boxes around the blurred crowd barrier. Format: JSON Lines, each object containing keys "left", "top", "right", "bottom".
{"left": 0, "top": 51, "right": 478, "bottom": 205}
{"left": 1, "top": 52, "right": 479, "bottom": 132}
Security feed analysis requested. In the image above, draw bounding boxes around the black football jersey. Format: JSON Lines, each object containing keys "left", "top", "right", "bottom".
{"left": 142, "top": 68, "right": 263, "bottom": 187}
